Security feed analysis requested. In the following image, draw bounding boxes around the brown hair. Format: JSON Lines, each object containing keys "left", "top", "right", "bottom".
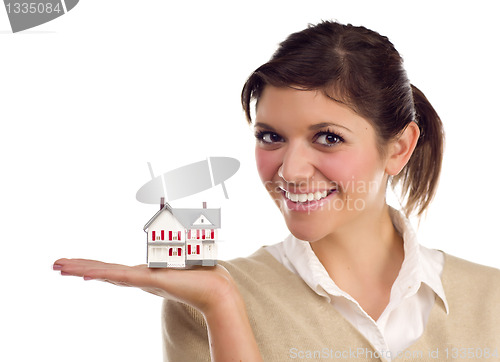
{"left": 241, "top": 21, "right": 444, "bottom": 217}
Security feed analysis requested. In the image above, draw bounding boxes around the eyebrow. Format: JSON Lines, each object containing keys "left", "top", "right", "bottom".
{"left": 254, "top": 122, "right": 276, "bottom": 131}
{"left": 254, "top": 122, "right": 352, "bottom": 133}
{"left": 309, "top": 122, "right": 352, "bottom": 133}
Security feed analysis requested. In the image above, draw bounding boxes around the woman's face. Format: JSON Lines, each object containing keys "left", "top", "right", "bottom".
{"left": 254, "top": 86, "right": 390, "bottom": 242}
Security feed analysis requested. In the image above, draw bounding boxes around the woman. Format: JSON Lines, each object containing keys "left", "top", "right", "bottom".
{"left": 54, "top": 21, "right": 500, "bottom": 361}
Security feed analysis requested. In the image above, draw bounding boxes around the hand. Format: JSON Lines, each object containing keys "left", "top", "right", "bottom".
{"left": 52, "top": 259, "right": 237, "bottom": 314}
{"left": 53, "top": 258, "right": 263, "bottom": 361}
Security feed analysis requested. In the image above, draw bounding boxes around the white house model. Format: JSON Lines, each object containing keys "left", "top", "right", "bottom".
{"left": 143, "top": 201, "right": 220, "bottom": 268}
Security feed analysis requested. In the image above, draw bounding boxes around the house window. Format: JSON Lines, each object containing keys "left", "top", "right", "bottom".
{"left": 168, "top": 247, "right": 183, "bottom": 257}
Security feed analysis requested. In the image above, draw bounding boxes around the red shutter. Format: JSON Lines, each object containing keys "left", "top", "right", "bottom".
{"left": 188, "top": 245, "right": 191, "bottom": 254}
{"left": 178, "top": 248, "right": 182, "bottom": 256}
{"left": 197, "top": 229, "right": 200, "bottom": 239}
{"left": 161, "top": 230, "right": 164, "bottom": 240}
{"left": 169, "top": 248, "right": 173, "bottom": 256}
{"left": 188, "top": 230, "right": 191, "bottom": 239}
{"left": 178, "top": 231, "right": 181, "bottom": 240}
{"left": 169, "top": 231, "right": 172, "bottom": 240}
{"left": 211, "top": 230, "right": 215, "bottom": 239}
{"left": 202, "top": 230, "right": 205, "bottom": 239}
{"left": 196, "top": 245, "right": 200, "bottom": 254}
{"left": 152, "top": 231, "right": 156, "bottom": 241}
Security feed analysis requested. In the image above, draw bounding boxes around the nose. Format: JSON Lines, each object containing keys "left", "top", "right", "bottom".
{"left": 278, "top": 142, "right": 315, "bottom": 184}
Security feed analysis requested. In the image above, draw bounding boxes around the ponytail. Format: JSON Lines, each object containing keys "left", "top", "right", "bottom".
{"left": 392, "top": 85, "right": 445, "bottom": 217}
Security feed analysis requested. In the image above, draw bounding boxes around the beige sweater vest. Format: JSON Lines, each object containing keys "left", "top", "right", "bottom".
{"left": 162, "top": 248, "right": 500, "bottom": 361}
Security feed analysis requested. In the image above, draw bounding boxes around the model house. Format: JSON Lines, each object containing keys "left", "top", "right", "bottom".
{"left": 143, "top": 200, "right": 220, "bottom": 268}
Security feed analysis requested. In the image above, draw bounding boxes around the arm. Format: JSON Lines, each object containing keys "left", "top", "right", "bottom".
{"left": 204, "top": 286, "right": 262, "bottom": 361}
{"left": 53, "top": 259, "right": 262, "bottom": 361}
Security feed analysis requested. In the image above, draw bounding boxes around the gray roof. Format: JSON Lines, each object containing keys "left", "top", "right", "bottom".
{"left": 172, "top": 208, "right": 221, "bottom": 229}
{"left": 143, "top": 203, "right": 221, "bottom": 231}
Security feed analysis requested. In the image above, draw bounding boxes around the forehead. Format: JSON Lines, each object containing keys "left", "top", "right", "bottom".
{"left": 255, "top": 85, "right": 370, "bottom": 133}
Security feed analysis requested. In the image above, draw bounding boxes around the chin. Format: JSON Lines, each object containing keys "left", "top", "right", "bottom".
{"left": 289, "top": 229, "right": 326, "bottom": 243}
{"left": 284, "top": 218, "right": 328, "bottom": 242}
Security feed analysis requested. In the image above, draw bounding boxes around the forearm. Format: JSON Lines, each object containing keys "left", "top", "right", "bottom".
{"left": 204, "top": 291, "right": 262, "bottom": 362}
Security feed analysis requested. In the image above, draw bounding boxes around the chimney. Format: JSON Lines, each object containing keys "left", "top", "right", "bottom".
{"left": 203, "top": 201, "right": 207, "bottom": 209}
{"left": 160, "top": 197, "right": 165, "bottom": 210}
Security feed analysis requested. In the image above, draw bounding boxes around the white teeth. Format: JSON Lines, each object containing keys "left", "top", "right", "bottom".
{"left": 285, "top": 190, "right": 332, "bottom": 203}
{"left": 298, "top": 194, "right": 308, "bottom": 202}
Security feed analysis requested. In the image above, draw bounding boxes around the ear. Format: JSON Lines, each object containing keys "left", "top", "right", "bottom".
{"left": 385, "top": 122, "right": 420, "bottom": 176}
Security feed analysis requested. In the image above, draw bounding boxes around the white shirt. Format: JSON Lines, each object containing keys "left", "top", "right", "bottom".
{"left": 265, "top": 208, "right": 449, "bottom": 361}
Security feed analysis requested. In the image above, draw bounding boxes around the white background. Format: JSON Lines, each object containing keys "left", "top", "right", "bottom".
{"left": 1, "top": 1, "right": 499, "bottom": 361}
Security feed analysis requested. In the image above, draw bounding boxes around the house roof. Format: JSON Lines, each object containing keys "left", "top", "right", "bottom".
{"left": 143, "top": 203, "right": 221, "bottom": 231}
{"left": 172, "top": 208, "right": 221, "bottom": 229}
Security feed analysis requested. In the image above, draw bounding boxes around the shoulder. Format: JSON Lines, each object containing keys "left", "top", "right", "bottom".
{"left": 423, "top": 252, "right": 500, "bottom": 346}
{"left": 441, "top": 252, "right": 500, "bottom": 314}
{"left": 442, "top": 252, "right": 500, "bottom": 287}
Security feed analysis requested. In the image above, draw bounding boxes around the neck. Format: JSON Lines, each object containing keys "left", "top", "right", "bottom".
{"left": 310, "top": 204, "right": 404, "bottom": 288}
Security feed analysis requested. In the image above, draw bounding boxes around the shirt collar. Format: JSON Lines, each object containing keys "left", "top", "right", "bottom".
{"left": 281, "top": 234, "right": 340, "bottom": 302}
{"left": 389, "top": 207, "right": 449, "bottom": 314}
{"left": 281, "top": 207, "right": 449, "bottom": 313}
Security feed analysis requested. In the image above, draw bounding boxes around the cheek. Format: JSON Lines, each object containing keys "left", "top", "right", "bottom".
{"left": 318, "top": 150, "right": 381, "bottom": 189}
{"left": 255, "top": 147, "right": 281, "bottom": 183}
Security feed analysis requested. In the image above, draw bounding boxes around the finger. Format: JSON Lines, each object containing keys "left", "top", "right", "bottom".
{"left": 55, "top": 261, "right": 105, "bottom": 277}
{"left": 82, "top": 266, "right": 154, "bottom": 288}
{"left": 53, "top": 259, "right": 140, "bottom": 278}
{"left": 54, "top": 258, "right": 126, "bottom": 270}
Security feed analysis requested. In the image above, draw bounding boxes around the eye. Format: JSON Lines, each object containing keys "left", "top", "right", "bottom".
{"left": 314, "top": 131, "right": 344, "bottom": 147}
{"left": 255, "top": 131, "right": 284, "bottom": 144}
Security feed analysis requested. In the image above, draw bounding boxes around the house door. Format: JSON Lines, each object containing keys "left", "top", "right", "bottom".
{"left": 167, "top": 246, "right": 185, "bottom": 268}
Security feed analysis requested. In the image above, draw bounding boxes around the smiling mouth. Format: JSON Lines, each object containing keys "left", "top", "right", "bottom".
{"left": 284, "top": 189, "right": 336, "bottom": 203}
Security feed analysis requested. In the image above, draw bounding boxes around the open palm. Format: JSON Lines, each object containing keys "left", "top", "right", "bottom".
{"left": 53, "top": 259, "right": 236, "bottom": 314}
